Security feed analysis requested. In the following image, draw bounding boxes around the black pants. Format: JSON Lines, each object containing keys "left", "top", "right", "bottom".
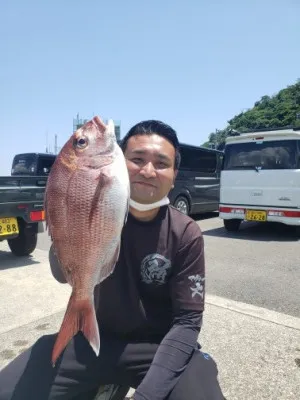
{"left": 0, "top": 332, "right": 224, "bottom": 400}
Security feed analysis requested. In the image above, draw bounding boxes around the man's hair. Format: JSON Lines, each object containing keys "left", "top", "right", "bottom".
{"left": 120, "top": 120, "right": 181, "bottom": 169}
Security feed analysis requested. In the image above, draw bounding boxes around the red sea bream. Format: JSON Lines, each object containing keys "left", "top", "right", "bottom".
{"left": 44, "top": 116, "right": 130, "bottom": 366}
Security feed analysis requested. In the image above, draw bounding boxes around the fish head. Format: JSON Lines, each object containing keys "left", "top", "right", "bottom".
{"left": 73, "top": 116, "right": 117, "bottom": 168}
{"left": 58, "top": 117, "right": 117, "bottom": 171}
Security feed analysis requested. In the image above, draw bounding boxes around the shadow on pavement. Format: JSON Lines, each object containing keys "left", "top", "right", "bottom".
{"left": 191, "top": 211, "right": 219, "bottom": 221}
{"left": 203, "top": 221, "right": 299, "bottom": 242}
{"left": 0, "top": 250, "right": 40, "bottom": 270}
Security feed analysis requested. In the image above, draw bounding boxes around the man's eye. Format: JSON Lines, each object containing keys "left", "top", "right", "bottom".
{"left": 131, "top": 158, "right": 143, "bottom": 164}
{"left": 157, "top": 162, "right": 168, "bottom": 169}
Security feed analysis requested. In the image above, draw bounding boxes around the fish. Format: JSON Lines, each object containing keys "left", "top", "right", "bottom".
{"left": 44, "top": 116, "right": 130, "bottom": 366}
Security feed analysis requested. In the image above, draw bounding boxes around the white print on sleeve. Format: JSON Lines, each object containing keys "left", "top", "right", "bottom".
{"left": 188, "top": 275, "right": 205, "bottom": 299}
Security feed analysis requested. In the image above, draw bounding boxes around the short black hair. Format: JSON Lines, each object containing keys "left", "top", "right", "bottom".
{"left": 120, "top": 120, "right": 181, "bottom": 169}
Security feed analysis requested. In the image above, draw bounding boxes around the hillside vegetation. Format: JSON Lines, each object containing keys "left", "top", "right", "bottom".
{"left": 203, "top": 79, "right": 300, "bottom": 149}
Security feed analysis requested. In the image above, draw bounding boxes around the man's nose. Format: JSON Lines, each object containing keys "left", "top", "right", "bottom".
{"left": 140, "top": 162, "right": 156, "bottom": 178}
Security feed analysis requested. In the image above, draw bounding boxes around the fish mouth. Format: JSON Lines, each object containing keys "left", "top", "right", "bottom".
{"left": 93, "top": 117, "right": 115, "bottom": 139}
{"left": 92, "top": 116, "right": 107, "bottom": 132}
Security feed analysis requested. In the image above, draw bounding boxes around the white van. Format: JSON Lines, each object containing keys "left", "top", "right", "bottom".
{"left": 219, "top": 128, "right": 300, "bottom": 232}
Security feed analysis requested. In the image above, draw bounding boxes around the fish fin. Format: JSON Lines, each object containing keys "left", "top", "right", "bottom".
{"left": 97, "top": 241, "right": 121, "bottom": 283}
{"left": 123, "top": 185, "right": 130, "bottom": 227}
{"left": 44, "top": 187, "right": 52, "bottom": 237}
{"left": 51, "top": 294, "right": 100, "bottom": 367}
{"left": 88, "top": 172, "right": 113, "bottom": 226}
{"left": 49, "top": 244, "right": 68, "bottom": 284}
{"left": 125, "top": 195, "right": 130, "bottom": 225}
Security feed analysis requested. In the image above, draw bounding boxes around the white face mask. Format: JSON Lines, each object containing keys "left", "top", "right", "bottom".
{"left": 129, "top": 197, "right": 170, "bottom": 211}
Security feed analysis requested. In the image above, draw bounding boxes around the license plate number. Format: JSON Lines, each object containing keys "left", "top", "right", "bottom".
{"left": 0, "top": 218, "right": 19, "bottom": 236}
{"left": 245, "top": 210, "right": 267, "bottom": 221}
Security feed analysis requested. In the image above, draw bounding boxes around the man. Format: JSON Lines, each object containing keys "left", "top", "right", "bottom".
{"left": 0, "top": 120, "right": 224, "bottom": 399}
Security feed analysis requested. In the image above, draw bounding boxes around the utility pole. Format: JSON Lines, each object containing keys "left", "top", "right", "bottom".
{"left": 45, "top": 130, "right": 49, "bottom": 153}
{"left": 54, "top": 135, "right": 58, "bottom": 155}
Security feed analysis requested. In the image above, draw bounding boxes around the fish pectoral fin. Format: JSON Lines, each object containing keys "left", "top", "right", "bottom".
{"left": 51, "top": 294, "right": 100, "bottom": 367}
{"left": 123, "top": 194, "right": 130, "bottom": 226}
{"left": 89, "top": 172, "right": 113, "bottom": 226}
{"left": 97, "top": 242, "right": 121, "bottom": 284}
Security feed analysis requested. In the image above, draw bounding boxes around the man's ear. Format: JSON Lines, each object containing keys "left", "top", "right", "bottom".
{"left": 171, "top": 170, "right": 178, "bottom": 188}
{"left": 174, "top": 169, "right": 178, "bottom": 181}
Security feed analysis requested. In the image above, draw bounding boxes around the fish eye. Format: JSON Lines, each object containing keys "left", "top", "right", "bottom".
{"left": 74, "top": 136, "right": 88, "bottom": 149}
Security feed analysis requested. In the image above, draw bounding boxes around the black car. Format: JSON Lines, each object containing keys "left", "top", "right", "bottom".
{"left": 169, "top": 143, "right": 223, "bottom": 215}
{"left": 11, "top": 152, "right": 57, "bottom": 176}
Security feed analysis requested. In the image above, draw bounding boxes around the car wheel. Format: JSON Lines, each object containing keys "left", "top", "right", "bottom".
{"left": 7, "top": 220, "right": 37, "bottom": 256}
{"left": 174, "top": 196, "right": 190, "bottom": 215}
{"left": 223, "top": 219, "right": 241, "bottom": 232}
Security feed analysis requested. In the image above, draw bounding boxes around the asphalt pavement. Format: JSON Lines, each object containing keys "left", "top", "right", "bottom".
{"left": 0, "top": 240, "right": 299, "bottom": 399}
{"left": 36, "top": 216, "right": 300, "bottom": 319}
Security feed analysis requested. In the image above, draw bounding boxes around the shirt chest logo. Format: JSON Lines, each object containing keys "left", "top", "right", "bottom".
{"left": 141, "top": 254, "right": 171, "bottom": 285}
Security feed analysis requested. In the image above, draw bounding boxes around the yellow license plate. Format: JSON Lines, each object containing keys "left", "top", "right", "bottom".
{"left": 0, "top": 217, "right": 19, "bottom": 236}
{"left": 245, "top": 210, "right": 267, "bottom": 221}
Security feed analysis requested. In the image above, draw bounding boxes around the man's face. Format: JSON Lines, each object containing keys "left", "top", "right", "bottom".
{"left": 124, "top": 134, "right": 177, "bottom": 204}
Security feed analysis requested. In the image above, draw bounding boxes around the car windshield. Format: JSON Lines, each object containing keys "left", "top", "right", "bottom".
{"left": 223, "top": 139, "right": 299, "bottom": 170}
{"left": 11, "top": 155, "right": 37, "bottom": 175}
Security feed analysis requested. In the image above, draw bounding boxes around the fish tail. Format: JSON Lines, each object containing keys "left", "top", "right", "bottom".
{"left": 51, "top": 294, "right": 100, "bottom": 367}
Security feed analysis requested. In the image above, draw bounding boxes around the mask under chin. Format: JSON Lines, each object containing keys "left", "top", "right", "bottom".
{"left": 129, "top": 197, "right": 170, "bottom": 211}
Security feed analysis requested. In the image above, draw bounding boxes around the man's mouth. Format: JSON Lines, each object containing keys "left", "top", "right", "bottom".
{"left": 133, "top": 181, "right": 156, "bottom": 188}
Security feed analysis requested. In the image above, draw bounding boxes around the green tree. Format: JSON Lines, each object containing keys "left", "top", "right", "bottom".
{"left": 204, "top": 80, "right": 300, "bottom": 148}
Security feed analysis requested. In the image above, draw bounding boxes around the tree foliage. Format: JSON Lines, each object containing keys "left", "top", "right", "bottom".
{"left": 204, "top": 79, "right": 300, "bottom": 150}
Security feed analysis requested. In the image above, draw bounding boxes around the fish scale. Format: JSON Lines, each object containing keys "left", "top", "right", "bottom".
{"left": 44, "top": 116, "right": 130, "bottom": 366}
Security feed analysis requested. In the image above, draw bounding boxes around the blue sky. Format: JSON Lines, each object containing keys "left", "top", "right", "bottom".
{"left": 1, "top": 0, "right": 299, "bottom": 174}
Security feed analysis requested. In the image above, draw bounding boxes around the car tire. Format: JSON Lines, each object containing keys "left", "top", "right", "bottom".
{"left": 174, "top": 196, "right": 190, "bottom": 215}
{"left": 223, "top": 219, "right": 241, "bottom": 232}
{"left": 7, "top": 221, "right": 38, "bottom": 256}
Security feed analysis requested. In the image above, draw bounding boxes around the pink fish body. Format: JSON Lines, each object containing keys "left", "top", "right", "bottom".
{"left": 44, "top": 116, "right": 130, "bottom": 366}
